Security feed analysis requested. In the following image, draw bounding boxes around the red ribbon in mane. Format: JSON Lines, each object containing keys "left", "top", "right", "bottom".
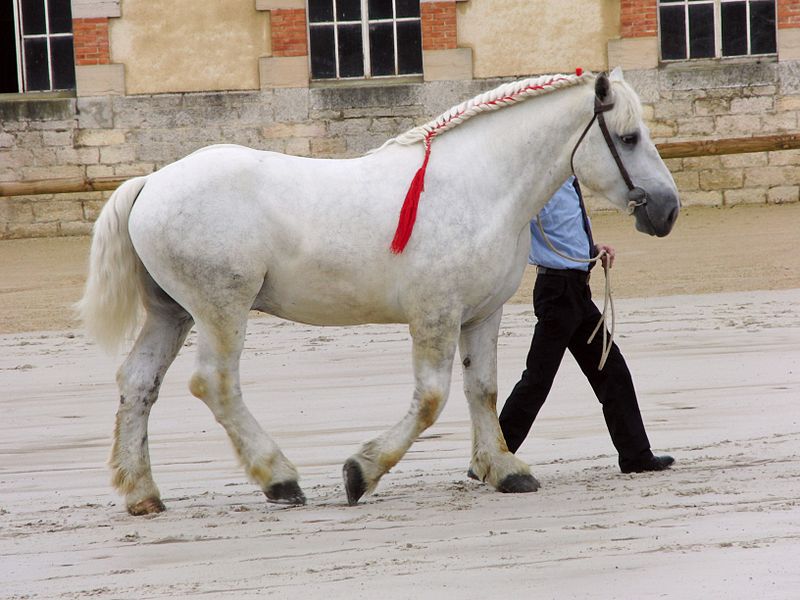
{"left": 390, "top": 138, "right": 432, "bottom": 254}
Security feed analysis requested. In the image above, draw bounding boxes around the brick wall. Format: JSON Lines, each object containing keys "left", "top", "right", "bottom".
{"left": 421, "top": 1, "right": 457, "bottom": 50}
{"left": 778, "top": 0, "right": 800, "bottom": 28}
{"left": 620, "top": 0, "right": 657, "bottom": 38}
{"left": 271, "top": 9, "right": 308, "bottom": 57}
{"left": 72, "top": 17, "right": 111, "bottom": 66}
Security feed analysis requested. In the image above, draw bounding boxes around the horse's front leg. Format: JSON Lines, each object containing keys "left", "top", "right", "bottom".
{"left": 343, "top": 314, "right": 460, "bottom": 505}
{"left": 459, "top": 308, "right": 539, "bottom": 493}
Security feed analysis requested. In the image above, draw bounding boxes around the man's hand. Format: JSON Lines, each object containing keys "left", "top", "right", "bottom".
{"left": 595, "top": 243, "right": 616, "bottom": 269}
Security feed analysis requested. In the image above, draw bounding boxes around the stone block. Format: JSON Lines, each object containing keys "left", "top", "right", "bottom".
{"left": 422, "top": 48, "right": 473, "bottom": 81}
{"left": 671, "top": 170, "right": 699, "bottom": 192}
{"left": 714, "top": 114, "right": 761, "bottom": 136}
{"left": 273, "top": 88, "right": 310, "bottom": 122}
{"left": 21, "top": 165, "right": 84, "bottom": 180}
{"left": 721, "top": 153, "right": 767, "bottom": 168}
{"left": 676, "top": 117, "right": 715, "bottom": 136}
{"left": 77, "top": 97, "right": 114, "bottom": 129}
{"left": 82, "top": 199, "right": 107, "bottom": 221}
{"left": 744, "top": 165, "right": 800, "bottom": 187}
{"left": 284, "top": 137, "right": 310, "bottom": 156}
{"left": 259, "top": 56, "right": 310, "bottom": 89}
{"left": 32, "top": 200, "right": 84, "bottom": 223}
{"left": 6, "top": 221, "right": 59, "bottom": 239}
{"left": 310, "top": 137, "right": 347, "bottom": 157}
{"left": 768, "top": 185, "right": 799, "bottom": 204}
{"left": 261, "top": 121, "right": 326, "bottom": 139}
{"left": 729, "top": 96, "right": 774, "bottom": 114}
{"left": 75, "top": 64, "right": 126, "bottom": 97}
{"left": 699, "top": 169, "right": 743, "bottom": 191}
{"left": 694, "top": 97, "right": 730, "bottom": 116}
{"left": 76, "top": 129, "right": 126, "bottom": 147}
{"left": 100, "top": 145, "right": 136, "bottom": 164}
{"left": 59, "top": 221, "right": 94, "bottom": 236}
{"left": 0, "top": 133, "right": 14, "bottom": 148}
{"left": 724, "top": 188, "right": 766, "bottom": 206}
{"left": 680, "top": 190, "right": 722, "bottom": 207}
{"left": 42, "top": 130, "right": 74, "bottom": 147}
{"left": 767, "top": 149, "right": 800, "bottom": 166}
{"left": 761, "top": 112, "right": 798, "bottom": 131}
{"left": 607, "top": 37, "right": 659, "bottom": 71}
{"left": 0, "top": 198, "right": 34, "bottom": 224}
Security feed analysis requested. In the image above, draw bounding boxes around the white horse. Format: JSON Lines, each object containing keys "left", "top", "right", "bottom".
{"left": 79, "top": 69, "right": 679, "bottom": 515}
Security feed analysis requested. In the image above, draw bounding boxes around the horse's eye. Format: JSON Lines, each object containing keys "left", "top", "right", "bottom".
{"left": 620, "top": 133, "right": 639, "bottom": 146}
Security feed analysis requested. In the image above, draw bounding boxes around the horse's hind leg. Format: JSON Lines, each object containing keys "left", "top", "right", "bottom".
{"left": 343, "top": 315, "right": 460, "bottom": 505}
{"left": 111, "top": 277, "right": 193, "bottom": 515}
{"left": 459, "top": 308, "right": 539, "bottom": 493}
{"left": 189, "top": 312, "right": 305, "bottom": 505}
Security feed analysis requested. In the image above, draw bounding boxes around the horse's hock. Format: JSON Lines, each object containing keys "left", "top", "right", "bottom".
{"left": 3, "top": 63, "right": 800, "bottom": 239}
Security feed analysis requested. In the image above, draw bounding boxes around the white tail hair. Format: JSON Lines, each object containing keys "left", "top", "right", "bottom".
{"left": 76, "top": 176, "right": 148, "bottom": 353}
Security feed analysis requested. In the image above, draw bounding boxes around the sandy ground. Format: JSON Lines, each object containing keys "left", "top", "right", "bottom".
{"left": 1, "top": 204, "right": 799, "bottom": 599}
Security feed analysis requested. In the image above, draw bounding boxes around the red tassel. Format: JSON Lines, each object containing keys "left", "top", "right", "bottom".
{"left": 576, "top": 67, "right": 583, "bottom": 76}
{"left": 390, "top": 141, "right": 431, "bottom": 254}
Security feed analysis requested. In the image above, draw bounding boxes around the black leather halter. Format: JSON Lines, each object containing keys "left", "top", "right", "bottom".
{"left": 570, "top": 95, "right": 649, "bottom": 218}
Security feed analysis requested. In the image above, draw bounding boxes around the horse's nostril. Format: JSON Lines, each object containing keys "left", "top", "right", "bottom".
{"left": 667, "top": 205, "right": 679, "bottom": 226}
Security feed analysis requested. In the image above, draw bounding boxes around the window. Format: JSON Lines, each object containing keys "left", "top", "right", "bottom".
{"left": 0, "top": 0, "right": 76, "bottom": 93}
{"left": 308, "top": 0, "right": 423, "bottom": 80}
{"left": 659, "top": 0, "right": 776, "bottom": 61}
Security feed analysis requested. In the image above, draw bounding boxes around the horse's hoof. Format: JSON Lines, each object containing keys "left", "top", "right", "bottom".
{"left": 343, "top": 458, "right": 367, "bottom": 506}
{"left": 265, "top": 480, "right": 306, "bottom": 505}
{"left": 128, "top": 497, "right": 166, "bottom": 516}
{"left": 497, "top": 473, "right": 540, "bottom": 493}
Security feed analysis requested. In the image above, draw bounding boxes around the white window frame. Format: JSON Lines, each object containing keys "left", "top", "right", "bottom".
{"left": 658, "top": 0, "right": 777, "bottom": 61}
{"left": 10, "top": 0, "right": 75, "bottom": 92}
{"left": 307, "top": 0, "right": 423, "bottom": 80}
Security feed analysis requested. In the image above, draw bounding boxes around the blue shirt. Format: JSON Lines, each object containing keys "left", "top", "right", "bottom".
{"left": 529, "top": 177, "right": 592, "bottom": 272}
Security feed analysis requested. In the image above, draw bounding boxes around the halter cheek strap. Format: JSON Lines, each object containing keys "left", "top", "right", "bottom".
{"left": 571, "top": 95, "right": 651, "bottom": 219}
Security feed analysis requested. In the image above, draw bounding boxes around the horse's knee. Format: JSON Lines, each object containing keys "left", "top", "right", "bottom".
{"left": 189, "top": 371, "right": 209, "bottom": 400}
{"left": 417, "top": 389, "right": 445, "bottom": 430}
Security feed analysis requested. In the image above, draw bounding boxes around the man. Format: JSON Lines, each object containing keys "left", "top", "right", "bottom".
{"left": 494, "top": 177, "right": 673, "bottom": 475}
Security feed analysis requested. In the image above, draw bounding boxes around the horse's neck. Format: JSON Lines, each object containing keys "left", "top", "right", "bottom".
{"left": 434, "top": 85, "right": 591, "bottom": 228}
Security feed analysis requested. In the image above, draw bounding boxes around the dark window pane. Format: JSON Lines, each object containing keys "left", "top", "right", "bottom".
{"left": 310, "top": 25, "right": 336, "bottom": 78}
{"left": 22, "top": 0, "right": 46, "bottom": 35}
{"left": 721, "top": 1, "right": 747, "bottom": 55}
{"left": 50, "top": 36, "right": 75, "bottom": 89}
{"left": 337, "top": 0, "right": 361, "bottom": 21}
{"left": 396, "top": 0, "right": 420, "bottom": 18}
{"left": 397, "top": 21, "right": 421, "bottom": 74}
{"left": 369, "top": 22, "right": 394, "bottom": 76}
{"left": 48, "top": 0, "right": 72, "bottom": 33}
{"left": 689, "top": 3, "right": 714, "bottom": 58}
{"left": 308, "top": 0, "right": 333, "bottom": 23}
{"left": 0, "top": 0, "right": 19, "bottom": 93}
{"left": 368, "top": 0, "right": 393, "bottom": 20}
{"left": 659, "top": 5, "right": 686, "bottom": 60}
{"left": 338, "top": 23, "right": 364, "bottom": 77}
{"left": 751, "top": 1, "right": 776, "bottom": 54}
{"left": 24, "top": 38, "right": 49, "bottom": 90}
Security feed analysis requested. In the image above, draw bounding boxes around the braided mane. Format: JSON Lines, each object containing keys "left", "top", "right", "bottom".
{"left": 381, "top": 70, "right": 592, "bottom": 151}
{"left": 386, "top": 70, "right": 593, "bottom": 254}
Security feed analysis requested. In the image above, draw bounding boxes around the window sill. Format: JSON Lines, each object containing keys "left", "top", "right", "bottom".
{"left": 660, "top": 55, "right": 777, "bottom": 70}
{"left": 309, "top": 75, "right": 423, "bottom": 89}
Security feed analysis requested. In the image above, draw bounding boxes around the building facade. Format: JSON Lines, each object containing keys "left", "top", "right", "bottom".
{"left": 1, "top": 0, "right": 799, "bottom": 237}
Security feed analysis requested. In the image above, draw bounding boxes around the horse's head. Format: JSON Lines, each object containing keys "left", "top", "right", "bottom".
{"left": 572, "top": 68, "right": 679, "bottom": 237}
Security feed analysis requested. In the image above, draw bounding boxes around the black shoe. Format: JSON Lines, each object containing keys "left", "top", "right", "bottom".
{"left": 620, "top": 454, "right": 674, "bottom": 474}
{"left": 466, "top": 467, "right": 480, "bottom": 481}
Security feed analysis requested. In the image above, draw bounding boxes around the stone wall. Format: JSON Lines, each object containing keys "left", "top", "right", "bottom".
{"left": 3, "top": 62, "right": 800, "bottom": 238}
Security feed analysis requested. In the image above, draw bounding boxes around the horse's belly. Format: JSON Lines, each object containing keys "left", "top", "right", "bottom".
{"left": 253, "top": 269, "right": 404, "bottom": 326}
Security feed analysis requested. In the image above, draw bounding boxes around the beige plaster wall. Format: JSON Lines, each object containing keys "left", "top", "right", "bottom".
{"left": 110, "top": 0, "right": 269, "bottom": 94}
{"left": 457, "top": 0, "right": 619, "bottom": 78}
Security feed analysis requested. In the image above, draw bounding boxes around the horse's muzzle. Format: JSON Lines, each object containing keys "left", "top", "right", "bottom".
{"left": 633, "top": 191, "right": 679, "bottom": 237}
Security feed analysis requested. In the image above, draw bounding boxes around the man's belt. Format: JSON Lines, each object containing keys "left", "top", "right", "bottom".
{"left": 536, "top": 266, "right": 590, "bottom": 283}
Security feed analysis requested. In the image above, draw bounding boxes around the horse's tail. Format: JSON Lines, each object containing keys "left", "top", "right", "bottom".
{"left": 76, "top": 176, "right": 148, "bottom": 353}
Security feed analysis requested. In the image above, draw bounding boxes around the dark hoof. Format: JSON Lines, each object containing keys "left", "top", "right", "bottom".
{"left": 265, "top": 480, "right": 306, "bottom": 505}
{"left": 343, "top": 458, "right": 367, "bottom": 506}
{"left": 466, "top": 468, "right": 481, "bottom": 481}
{"left": 497, "top": 473, "right": 540, "bottom": 493}
{"left": 128, "top": 497, "right": 166, "bottom": 516}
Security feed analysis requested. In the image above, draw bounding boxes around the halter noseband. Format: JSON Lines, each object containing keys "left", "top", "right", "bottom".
{"left": 570, "top": 94, "right": 650, "bottom": 218}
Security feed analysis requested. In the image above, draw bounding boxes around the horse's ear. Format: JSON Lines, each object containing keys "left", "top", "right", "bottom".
{"left": 595, "top": 72, "right": 610, "bottom": 103}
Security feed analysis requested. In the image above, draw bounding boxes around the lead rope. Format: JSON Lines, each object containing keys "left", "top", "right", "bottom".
{"left": 535, "top": 217, "right": 615, "bottom": 370}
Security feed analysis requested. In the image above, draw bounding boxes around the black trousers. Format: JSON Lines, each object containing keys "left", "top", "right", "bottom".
{"left": 498, "top": 271, "right": 652, "bottom": 470}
